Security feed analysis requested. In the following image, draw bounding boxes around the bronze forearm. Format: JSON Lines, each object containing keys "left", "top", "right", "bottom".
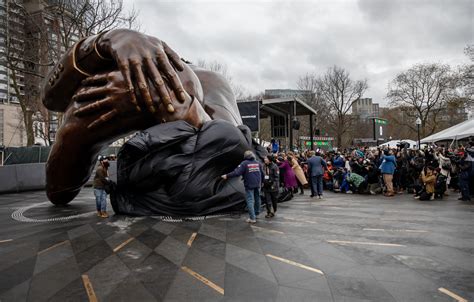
{"left": 41, "top": 33, "right": 114, "bottom": 112}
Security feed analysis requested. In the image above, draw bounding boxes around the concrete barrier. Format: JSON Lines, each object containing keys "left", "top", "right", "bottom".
{"left": 0, "top": 161, "right": 117, "bottom": 194}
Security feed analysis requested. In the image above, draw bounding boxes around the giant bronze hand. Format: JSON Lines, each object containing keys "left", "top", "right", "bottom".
{"left": 46, "top": 64, "right": 210, "bottom": 205}
{"left": 96, "top": 29, "right": 187, "bottom": 114}
{"left": 42, "top": 29, "right": 187, "bottom": 116}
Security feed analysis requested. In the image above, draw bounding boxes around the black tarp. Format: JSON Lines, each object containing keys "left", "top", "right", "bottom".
{"left": 110, "top": 119, "right": 266, "bottom": 216}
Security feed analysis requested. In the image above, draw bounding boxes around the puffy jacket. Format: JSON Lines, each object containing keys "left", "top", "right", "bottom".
{"left": 421, "top": 172, "right": 436, "bottom": 194}
{"left": 227, "top": 159, "right": 264, "bottom": 190}
{"left": 333, "top": 156, "right": 345, "bottom": 168}
{"left": 347, "top": 172, "right": 365, "bottom": 188}
{"left": 379, "top": 155, "right": 396, "bottom": 175}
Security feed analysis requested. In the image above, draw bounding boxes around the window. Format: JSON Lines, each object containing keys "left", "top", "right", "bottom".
{"left": 0, "top": 108, "right": 3, "bottom": 145}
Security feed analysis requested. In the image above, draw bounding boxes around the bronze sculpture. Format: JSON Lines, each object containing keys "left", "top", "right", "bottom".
{"left": 42, "top": 29, "right": 263, "bottom": 216}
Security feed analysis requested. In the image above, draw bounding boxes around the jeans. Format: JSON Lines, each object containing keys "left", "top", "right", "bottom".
{"left": 311, "top": 175, "right": 323, "bottom": 196}
{"left": 245, "top": 188, "right": 261, "bottom": 220}
{"left": 459, "top": 172, "right": 471, "bottom": 200}
{"left": 94, "top": 188, "right": 107, "bottom": 211}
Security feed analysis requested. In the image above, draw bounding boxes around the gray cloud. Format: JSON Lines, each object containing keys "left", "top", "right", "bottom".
{"left": 124, "top": 0, "right": 472, "bottom": 105}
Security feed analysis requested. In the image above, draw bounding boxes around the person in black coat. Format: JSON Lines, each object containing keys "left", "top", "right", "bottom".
{"left": 262, "top": 156, "right": 280, "bottom": 218}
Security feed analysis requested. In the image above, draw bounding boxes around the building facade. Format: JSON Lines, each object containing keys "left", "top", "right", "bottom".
{"left": 0, "top": 0, "right": 80, "bottom": 146}
{"left": 351, "top": 98, "right": 380, "bottom": 120}
{"left": 264, "top": 89, "right": 312, "bottom": 99}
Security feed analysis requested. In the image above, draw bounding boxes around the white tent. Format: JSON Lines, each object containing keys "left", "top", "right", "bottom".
{"left": 421, "top": 118, "right": 474, "bottom": 143}
{"left": 379, "top": 139, "right": 417, "bottom": 149}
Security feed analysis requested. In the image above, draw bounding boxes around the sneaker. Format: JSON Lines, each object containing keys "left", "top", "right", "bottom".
{"left": 100, "top": 211, "right": 109, "bottom": 218}
{"left": 265, "top": 214, "right": 272, "bottom": 218}
{"left": 97, "top": 211, "right": 102, "bottom": 217}
{"left": 270, "top": 212, "right": 275, "bottom": 217}
{"left": 370, "top": 190, "right": 376, "bottom": 195}
{"left": 318, "top": 195, "right": 322, "bottom": 199}
{"left": 414, "top": 196, "right": 420, "bottom": 200}
{"left": 346, "top": 190, "right": 353, "bottom": 194}
{"left": 246, "top": 218, "right": 256, "bottom": 224}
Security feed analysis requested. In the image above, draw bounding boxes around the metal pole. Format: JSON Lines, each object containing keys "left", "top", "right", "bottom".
{"left": 309, "top": 113, "right": 314, "bottom": 151}
{"left": 289, "top": 103, "right": 293, "bottom": 152}
{"left": 417, "top": 124, "right": 420, "bottom": 150}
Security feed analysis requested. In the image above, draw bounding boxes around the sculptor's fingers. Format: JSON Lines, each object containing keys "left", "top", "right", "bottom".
{"left": 81, "top": 74, "right": 108, "bottom": 86}
{"left": 87, "top": 109, "right": 118, "bottom": 130}
{"left": 145, "top": 57, "right": 174, "bottom": 113}
{"left": 116, "top": 56, "right": 140, "bottom": 112}
{"left": 74, "top": 97, "right": 113, "bottom": 117}
{"left": 163, "top": 42, "right": 184, "bottom": 72}
{"left": 72, "top": 86, "right": 109, "bottom": 103}
{"left": 130, "top": 59, "right": 154, "bottom": 114}
{"left": 156, "top": 50, "right": 185, "bottom": 105}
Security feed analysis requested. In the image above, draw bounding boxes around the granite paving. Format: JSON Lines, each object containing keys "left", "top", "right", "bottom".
{"left": 0, "top": 188, "right": 473, "bottom": 301}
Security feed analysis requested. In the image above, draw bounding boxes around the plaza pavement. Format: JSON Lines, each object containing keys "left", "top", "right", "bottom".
{"left": 0, "top": 188, "right": 473, "bottom": 302}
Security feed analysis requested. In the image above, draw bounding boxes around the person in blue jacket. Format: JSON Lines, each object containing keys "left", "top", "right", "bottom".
{"left": 333, "top": 152, "right": 345, "bottom": 169}
{"left": 222, "top": 150, "right": 264, "bottom": 223}
{"left": 379, "top": 149, "right": 397, "bottom": 197}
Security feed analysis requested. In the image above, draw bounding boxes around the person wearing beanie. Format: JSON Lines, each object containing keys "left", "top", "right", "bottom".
{"left": 222, "top": 150, "right": 264, "bottom": 223}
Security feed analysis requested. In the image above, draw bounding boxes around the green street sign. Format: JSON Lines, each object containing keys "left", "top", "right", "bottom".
{"left": 374, "top": 118, "right": 387, "bottom": 125}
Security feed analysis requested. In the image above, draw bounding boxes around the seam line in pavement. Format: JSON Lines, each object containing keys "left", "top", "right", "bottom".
{"left": 187, "top": 232, "right": 197, "bottom": 247}
{"left": 181, "top": 266, "right": 224, "bottom": 295}
{"left": 113, "top": 237, "right": 134, "bottom": 252}
{"left": 38, "top": 240, "right": 69, "bottom": 255}
{"left": 438, "top": 287, "right": 468, "bottom": 302}
{"left": 0, "top": 239, "right": 13, "bottom": 243}
{"left": 266, "top": 254, "right": 324, "bottom": 275}
{"left": 326, "top": 240, "right": 406, "bottom": 247}
{"left": 81, "top": 274, "right": 98, "bottom": 302}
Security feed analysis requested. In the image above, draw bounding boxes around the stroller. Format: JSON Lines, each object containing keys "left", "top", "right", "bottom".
{"left": 434, "top": 174, "right": 447, "bottom": 199}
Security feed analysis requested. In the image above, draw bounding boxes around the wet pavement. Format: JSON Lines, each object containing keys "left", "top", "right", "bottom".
{"left": 0, "top": 188, "right": 473, "bottom": 301}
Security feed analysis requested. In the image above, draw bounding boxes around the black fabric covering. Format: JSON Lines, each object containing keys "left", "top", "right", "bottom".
{"left": 110, "top": 119, "right": 266, "bottom": 216}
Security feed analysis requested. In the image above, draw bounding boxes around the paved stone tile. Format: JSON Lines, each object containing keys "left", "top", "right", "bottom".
{"left": 155, "top": 236, "right": 189, "bottom": 266}
{"left": 225, "top": 243, "right": 276, "bottom": 284}
{"left": 0, "top": 256, "right": 36, "bottom": 293}
{"left": 85, "top": 254, "right": 131, "bottom": 302}
{"left": 132, "top": 253, "right": 179, "bottom": 301}
{"left": 27, "top": 256, "right": 80, "bottom": 302}
{"left": 223, "top": 263, "right": 278, "bottom": 301}
{"left": 33, "top": 240, "right": 74, "bottom": 275}
{"left": 0, "top": 188, "right": 473, "bottom": 301}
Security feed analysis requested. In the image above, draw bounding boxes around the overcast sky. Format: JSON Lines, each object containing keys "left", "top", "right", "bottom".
{"left": 123, "top": 0, "right": 472, "bottom": 106}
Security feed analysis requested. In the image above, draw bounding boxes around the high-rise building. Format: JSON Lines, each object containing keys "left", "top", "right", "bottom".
{"left": 352, "top": 98, "right": 380, "bottom": 119}
{"left": 0, "top": 0, "right": 25, "bottom": 104}
{"left": 0, "top": 0, "right": 27, "bottom": 146}
{"left": 0, "top": 0, "right": 81, "bottom": 146}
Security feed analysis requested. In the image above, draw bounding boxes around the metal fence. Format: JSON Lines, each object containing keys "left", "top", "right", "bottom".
{"left": 1, "top": 146, "right": 122, "bottom": 165}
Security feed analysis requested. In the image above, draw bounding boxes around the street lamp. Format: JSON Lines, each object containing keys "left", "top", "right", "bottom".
{"left": 416, "top": 117, "right": 421, "bottom": 150}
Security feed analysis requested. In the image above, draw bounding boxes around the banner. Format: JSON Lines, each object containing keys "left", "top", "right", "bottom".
{"left": 237, "top": 101, "right": 260, "bottom": 132}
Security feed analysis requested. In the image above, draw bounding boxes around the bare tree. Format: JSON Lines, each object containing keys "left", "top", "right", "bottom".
{"left": 196, "top": 59, "right": 248, "bottom": 100}
{"left": 316, "top": 66, "right": 368, "bottom": 147}
{"left": 2, "top": 0, "right": 138, "bottom": 146}
{"left": 297, "top": 73, "right": 331, "bottom": 137}
{"left": 387, "top": 63, "right": 458, "bottom": 137}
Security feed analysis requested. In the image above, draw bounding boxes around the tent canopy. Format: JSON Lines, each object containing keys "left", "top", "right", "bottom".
{"left": 379, "top": 139, "right": 417, "bottom": 149}
{"left": 421, "top": 118, "right": 474, "bottom": 143}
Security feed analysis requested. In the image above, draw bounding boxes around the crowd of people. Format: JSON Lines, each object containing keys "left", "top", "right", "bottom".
{"left": 223, "top": 140, "right": 474, "bottom": 223}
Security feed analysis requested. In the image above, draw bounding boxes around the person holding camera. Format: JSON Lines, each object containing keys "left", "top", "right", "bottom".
{"left": 93, "top": 156, "right": 110, "bottom": 218}
{"left": 379, "top": 149, "right": 396, "bottom": 197}
{"left": 262, "top": 156, "right": 280, "bottom": 218}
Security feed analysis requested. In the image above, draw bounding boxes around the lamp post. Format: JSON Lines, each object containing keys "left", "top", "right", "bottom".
{"left": 416, "top": 117, "right": 421, "bottom": 150}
